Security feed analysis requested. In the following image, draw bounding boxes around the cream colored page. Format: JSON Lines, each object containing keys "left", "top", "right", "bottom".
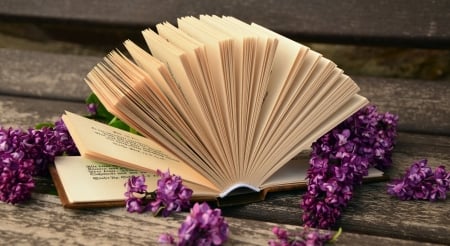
{"left": 247, "top": 23, "right": 306, "bottom": 164}
{"left": 142, "top": 29, "right": 206, "bottom": 121}
{"left": 54, "top": 156, "right": 157, "bottom": 203}
{"left": 142, "top": 29, "right": 228, "bottom": 173}
{"left": 197, "top": 15, "right": 250, "bottom": 180}
{"left": 258, "top": 154, "right": 309, "bottom": 189}
{"left": 62, "top": 111, "right": 219, "bottom": 192}
{"left": 259, "top": 94, "right": 369, "bottom": 183}
{"left": 85, "top": 62, "right": 226, "bottom": 189}
{"left": 123, "top": 40, "right": 184, "bottom": 112}
{"left": 155, "top": 23, "right": 234, "bottom": 183}
{"left": 223, "top": 17, "right": 279, "bottom": 173}
{"left": 250, "top": 56, "right": 335, "bottom": 169}
{"left": 259, "top": 152, "right": 384, "bottom": 189}
{"left": 54, "top": 156, "right": 218, "bottom": 203}
{"left": 177, "top": 17, "right": 235, "bottom": 159}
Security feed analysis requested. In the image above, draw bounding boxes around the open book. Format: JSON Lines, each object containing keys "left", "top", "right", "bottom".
{"left": 52, "top": 15, "right": 381, "bottom": 208}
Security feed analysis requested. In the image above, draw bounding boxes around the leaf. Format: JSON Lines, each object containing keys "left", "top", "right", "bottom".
{"left": 35, "top": 122, "right": 55, "bottom": 129}
{"left": 85, "top": 93, "right": 140, "bottom": 134}
{"left": 85, "top": 93, "right": 115, "bottom": 122}
{"left": 330, "top": 227, "right": 342, "bottom": 243}
{"left": 108, "top": 117, "right": 131, "bottom": 131}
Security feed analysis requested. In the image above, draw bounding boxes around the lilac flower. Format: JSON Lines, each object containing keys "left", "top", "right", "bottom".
{"left": 387, "top": 159, "right": 450, "bottom": 201}
{"left": 158, "top": 233, "right": 176, "bottom": 245}
{"left": 86, "top": 103, "right": 98, "bottom": 116}
{"left": 0, "top": 152, "right": 35, "bottom": 204}
{"left": 124, "top": 170, "right": 193, "bottom": 216}
{"left": 26, "top": 121, "right": 79, "bottom": 175}
{"left": 0, "top": 119, "right": 79, "bottom": 204}
{"left": 124, "top": 174, "right": 149, "bottom": 213}
{"left": 159, "top": 202, "right": 229, "bottom": 246}
{"left": 301, "top": 105, "right": 398, "bottom": 228}
{"left": 268, "top": 226, "right": 339, "bottom": 246}
{"left": 125, "top": 175, "right": 148, "bottom": 195}
{"left": 151, "top": 170, "right": 193, "bottom": 217}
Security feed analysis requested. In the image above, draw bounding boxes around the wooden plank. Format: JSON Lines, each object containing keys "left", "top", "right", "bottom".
{"left": 0, "top": 48, "right": 94, "bottom": 102}
{"left": 0, "top": 95, "right": 86, "bottom": 128}
{"left": 0, "top": 92, "right": 449, "bottom": 244}
{"left": 1, "top": 49, "right": 449, "bottom": 134}
{"left": 221, "top": 132, "right": 450, "bottom": 244}
{"left": 0, "top": 193, "right": 441, "bottom": 245}
{"left": 0, "top": 0, "right": 449, "bottom": 47}
{"left": 356, "top": 76, "right": 450, "bottom": 136}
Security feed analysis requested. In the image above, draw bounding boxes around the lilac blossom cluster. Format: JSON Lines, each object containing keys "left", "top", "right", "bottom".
{"left": 387, "top": 159, "right": 449, "bottom": 201}
{"left": 301, "top": 105, "right": 398, "bottom": 228}
{"left": 158, "top": 202, "right": 229, "bottom": 246}
{"left": 124, "top": 170, "right": 193, "bottom": 216}
{"left": 124, "top": 175, "right": 149, "bottom": 213}
{"left": 268, "top": 226, "right": 338, "bottom": 246}
{"left": 0, "top": 119, "right": 78, "bottom": 204}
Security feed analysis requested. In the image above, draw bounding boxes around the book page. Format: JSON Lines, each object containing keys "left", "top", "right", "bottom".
{"left": 259, "top": 94, "right": 369, "bottom": 183}
{"left": 142, "top": 28, "right": 236, "bottom": 186}
{"left": 85, "top": 51, "right": 229, "bottom": 189}
{"left": 53, "top": 156, "right": 219, "bottom": 204}
{"left": 62, "top": 111, "right": 220, "bottom": 192}
{"left": 75, "top": 16, "right": 371, "bottom": 202}
{"left": 177, "top": 16, "right": 237, "bottom": 172}
{"left": 155, "top": 23, "right": 234, "bottom": 183}
{"left": 246, "top": 22, "right": 309, "bottom": 170}
{"left": 259, "top": 153, "right": 385, "bottom": 190}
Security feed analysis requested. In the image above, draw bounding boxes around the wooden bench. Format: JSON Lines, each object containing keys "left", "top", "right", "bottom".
{"left": 1, "top": 1, "right": 449, "bottom": 244}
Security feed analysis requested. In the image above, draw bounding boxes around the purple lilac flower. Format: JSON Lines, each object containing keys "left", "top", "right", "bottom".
{"left": 86, "top": 103, "right": 98, "bottom": 116}
{"left": 268, "top": 226, "right": 337, "bottom": 246}
{"left": 0, "top": 119, "right": 79, "bottom": 204}
{"left": 301, "top": 105, "right": 398, "bottom": 228}
{"left": 124, "top": 170, "right": 193, "bottom": 216}
{"left": 124, "top": 174, "right": 149, "bottom": 213}
{"left": 159, "top": 202, "right": 229, "bottom": 246}
{"left": 387, "top": 159, "right": 449, "bottom": 201}
{"left": 0, "top": 149, "right": 35, "bottom": 204}
{"left": 151, "top": 170, "right": 193, "bottom": 217}
{"left": 158, "top": 233, "right": 176, "bottom": 245}
{"left": 27, "top": 119, "right": 79, "bottom": 175}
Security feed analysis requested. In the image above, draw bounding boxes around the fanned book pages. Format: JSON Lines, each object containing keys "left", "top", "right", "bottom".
{"left": 52, "top": 15, "right": 382, "bottom": 208}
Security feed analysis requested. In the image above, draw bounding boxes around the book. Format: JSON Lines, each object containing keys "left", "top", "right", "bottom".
{"left": 53, "top": 15, "right": 379, "bottom": 208}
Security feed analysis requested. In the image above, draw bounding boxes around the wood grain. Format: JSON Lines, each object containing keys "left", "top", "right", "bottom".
{"left": 1, "top": 49, "right": 448, "bottom": 135}
{"left": 1, "top": 1, "right": 449, "bottom": 244}
{"left": 0, "top": 93, "right": 449, "bottom": 244}
{"left": 0, "top": 194, "right": 442, "bottom": 245}
{"left": 356, "top": 76, "right": 450, "bottom": 136}
{"left": 0, "top": 95, "right": 86, "bottom": 128}
{"left": 1, "top": 0, "right": 449, "bottom": 47}
{"left": 221, "top": 132, "right": 450, "bottom": 244}
{"left": 0, "top": 48, "right": 94, "bottom": 102}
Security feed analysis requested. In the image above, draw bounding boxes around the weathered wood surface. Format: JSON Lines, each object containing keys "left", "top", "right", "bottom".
{"left": 0, "top": 49, "right": 95, "bottom": 101}
{"left": 1, "top": 3, "right": 449, "bottom": 243}
{"left": 0, "top": 95, "right": 85, "bottom": 128}
{"left": 0, "top": 97, "right": 450, "bottom": 245}
{"left": 1, "top": 0, "right": 449, "bottom": 48}
{"left": 1, "top": 194, "right": 442, "bottom": 246}
{"left": 222, "top": 133, "right": 450, "bottom": 244}
{"left": 1, "top": 48, "right": 449, "bottom": 135}
{"left": 0, "top": 85, "right": 449, "bottom": 244}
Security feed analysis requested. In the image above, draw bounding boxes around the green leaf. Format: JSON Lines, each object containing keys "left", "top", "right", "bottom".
{"left": 108, "top": 117, "right": 131, "bottom": 131}
{"left": 85, "top": 92, "right": 139, "bottom": 134}
{"left": 152, "top": 206, "right": 165, "bottom": 217}
{"left": 85, "top": 93, "right": 115, "bottom": 122}
{"left": 35, "top": 122, "right": 55, "bottom": 129}
{"left": 329, "top": 227, "right": 342, "bottom": 243}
